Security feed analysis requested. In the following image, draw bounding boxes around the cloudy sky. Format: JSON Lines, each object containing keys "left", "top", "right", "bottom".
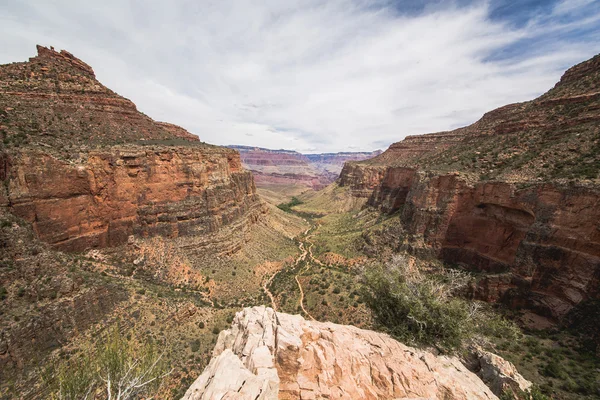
{"left": 1, "top": 0, "right": 599, "bottom": 153}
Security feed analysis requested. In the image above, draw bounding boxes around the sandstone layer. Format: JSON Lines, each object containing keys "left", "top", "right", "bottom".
{"left": 338, "top": 54, "right": 600, "bottom": 320}
{"left": 183, "top": 306, "right": 501, "bottom": 400}
{"left": 1, "top": 145, "right": 261, "bottom": 252}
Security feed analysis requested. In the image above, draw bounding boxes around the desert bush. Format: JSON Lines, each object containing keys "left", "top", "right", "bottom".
{"left": 361, "top": 255, "right": 472, "bottom": 350}
{"left": 361, "top": 255, "right": 518, "bottom": 351}
{"left": 51, "top": 326, "right": 171, "bottom": 400}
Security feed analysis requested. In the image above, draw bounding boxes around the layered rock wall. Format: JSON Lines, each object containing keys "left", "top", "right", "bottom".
{"left": 338, "top": 163, "right": 387, "bottom": 197}
{"left": 342, "top": 163, "right": 600, "bottom": 319}
{"left": 0, "top": 46, "right": 265, "bottom": 253}
{"left": 2, "top": 146, "right": 262, "bottom": 252}
{"left": 338, "top": 53, "right": 600, "bottom": 320}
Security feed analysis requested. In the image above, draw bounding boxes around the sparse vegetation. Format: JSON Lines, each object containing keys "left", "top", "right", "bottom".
{"left": 276, "top": 196, "right": 304, "bottom": 212}
{"left": 361, "top": 255, "right": 519, "bottom": 352}
{"left": 50, "top": 325, "right": 171, "bottom": 400}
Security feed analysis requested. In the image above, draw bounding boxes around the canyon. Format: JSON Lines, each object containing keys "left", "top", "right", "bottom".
{"left": 229, "top": 145, "right": 380, "bottom": 190}
{"left": 1, "top": 45, "right": 599, "bottom": 400}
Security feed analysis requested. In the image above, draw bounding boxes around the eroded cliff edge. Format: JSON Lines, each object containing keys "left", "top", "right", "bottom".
{"left": 337, "top": 54, "right": 600, "bottom": 321}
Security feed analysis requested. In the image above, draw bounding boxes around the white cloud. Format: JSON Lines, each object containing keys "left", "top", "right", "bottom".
{"left": 0, "top": 0, "right": 598, "bottom": 152}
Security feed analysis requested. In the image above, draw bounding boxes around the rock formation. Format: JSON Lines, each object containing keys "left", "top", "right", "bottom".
{"left": 338, "top": 54, "right": 600, "bottom": 321}
{"left": 2, "top": 146, "right": 262, "bottom": 252}
{"left": 0, "top": 46, "right": 264, "bottom": 252}
{"left": 229, "top": 145, "right": 380, "bottom": 190}
{"left": 468, "top": 346, "right": 532, "bottom": 396}
{"left": 183, "top": 306, "right": 507, "bottom": 400}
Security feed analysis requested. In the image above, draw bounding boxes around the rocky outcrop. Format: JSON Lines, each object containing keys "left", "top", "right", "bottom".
{"left": 367, "top": 167, "right": 416, "bottom": 212}
{"left": 0, "top": 45, "right": 192, "bottom": 149}
{"left": 468, "top": 346, "right": 532, "bottom": 396}
{"left": 230, "top": 146, "right": 380, "bottom": 190}
{"left": 338, "top": 53, "right": 600, "bottom": 320}
{"left": 0, "top": 46, "right": 265, "bottom": 252}
{"left": 183, "top": 306, "right": 500, "bottom": 400}
{"left": 338, "top": 163, "right": 387, "bottom": 198}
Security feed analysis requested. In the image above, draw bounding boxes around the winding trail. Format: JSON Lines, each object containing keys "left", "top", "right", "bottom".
{"left": 263, "top": 272, "right": 278, "bottom": 311}
{"left": 294, "top": 224, "right": 325, "bottom": 321}
{"left": 263, "top": 224, "right": 322, "bottom": 320}
{"left": 295, "top": 274, "right": 313, "bottom": 320}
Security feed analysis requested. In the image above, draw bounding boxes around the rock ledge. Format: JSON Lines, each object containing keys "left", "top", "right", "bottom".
{"left": 182, "top": 306, "right": 501, "bottom": 400}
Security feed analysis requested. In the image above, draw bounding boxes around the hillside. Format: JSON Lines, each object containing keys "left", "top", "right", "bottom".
{"left": 336, "top": 53, "right": 600, "bottom": 330}
{"left": 354, "top": 54, "right": 600, "bottom": 183}
{"left": 0, "top": 46, "right": 310, "bottom": 398}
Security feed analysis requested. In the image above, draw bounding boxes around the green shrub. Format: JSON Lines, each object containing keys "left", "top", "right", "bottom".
{"left": 190, "top": 339, "right": 201, "bottom": 353}
{"left": 276, "top": 197, "right": 304, "bottom": 213}
{"left": 542, "top": 360, "right": 567, "bottom": 379}
{"left": 361, "top": 255, "right": 474, "bottom": 351}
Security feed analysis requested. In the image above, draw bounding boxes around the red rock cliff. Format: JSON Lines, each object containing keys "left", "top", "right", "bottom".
{"left": 3, "top": 146, "right": 261, "bottom": 252}
{"left": 0, "top": 46, "right": 264, "bottom": 252}
{"left": 339, "top": 53, "right": 600, "bottom": 320}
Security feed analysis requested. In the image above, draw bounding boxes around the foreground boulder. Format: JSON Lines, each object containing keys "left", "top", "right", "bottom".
{"left": 182, "top": 306, "right": 499, "bottom": 400}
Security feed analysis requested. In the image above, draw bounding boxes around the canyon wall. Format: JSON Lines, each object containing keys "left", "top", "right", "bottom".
{"left": 1, "top": 146, "right": 262, "bottom": 252}
{"left": 375, "top": 170, "right": 600, "bottom": 318}
{"left": 343, "top": 170, "right": 600, "bottom": 321}
{"left": 339, "top": 54, "right": 600, "bottom": 320}
{"left": 0, "top": 46, "right": 265, "bottom": 252}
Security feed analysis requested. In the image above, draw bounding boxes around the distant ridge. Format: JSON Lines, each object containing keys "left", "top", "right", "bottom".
{"left": 228, "top": 145, "right": 381, "bottom": 189}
